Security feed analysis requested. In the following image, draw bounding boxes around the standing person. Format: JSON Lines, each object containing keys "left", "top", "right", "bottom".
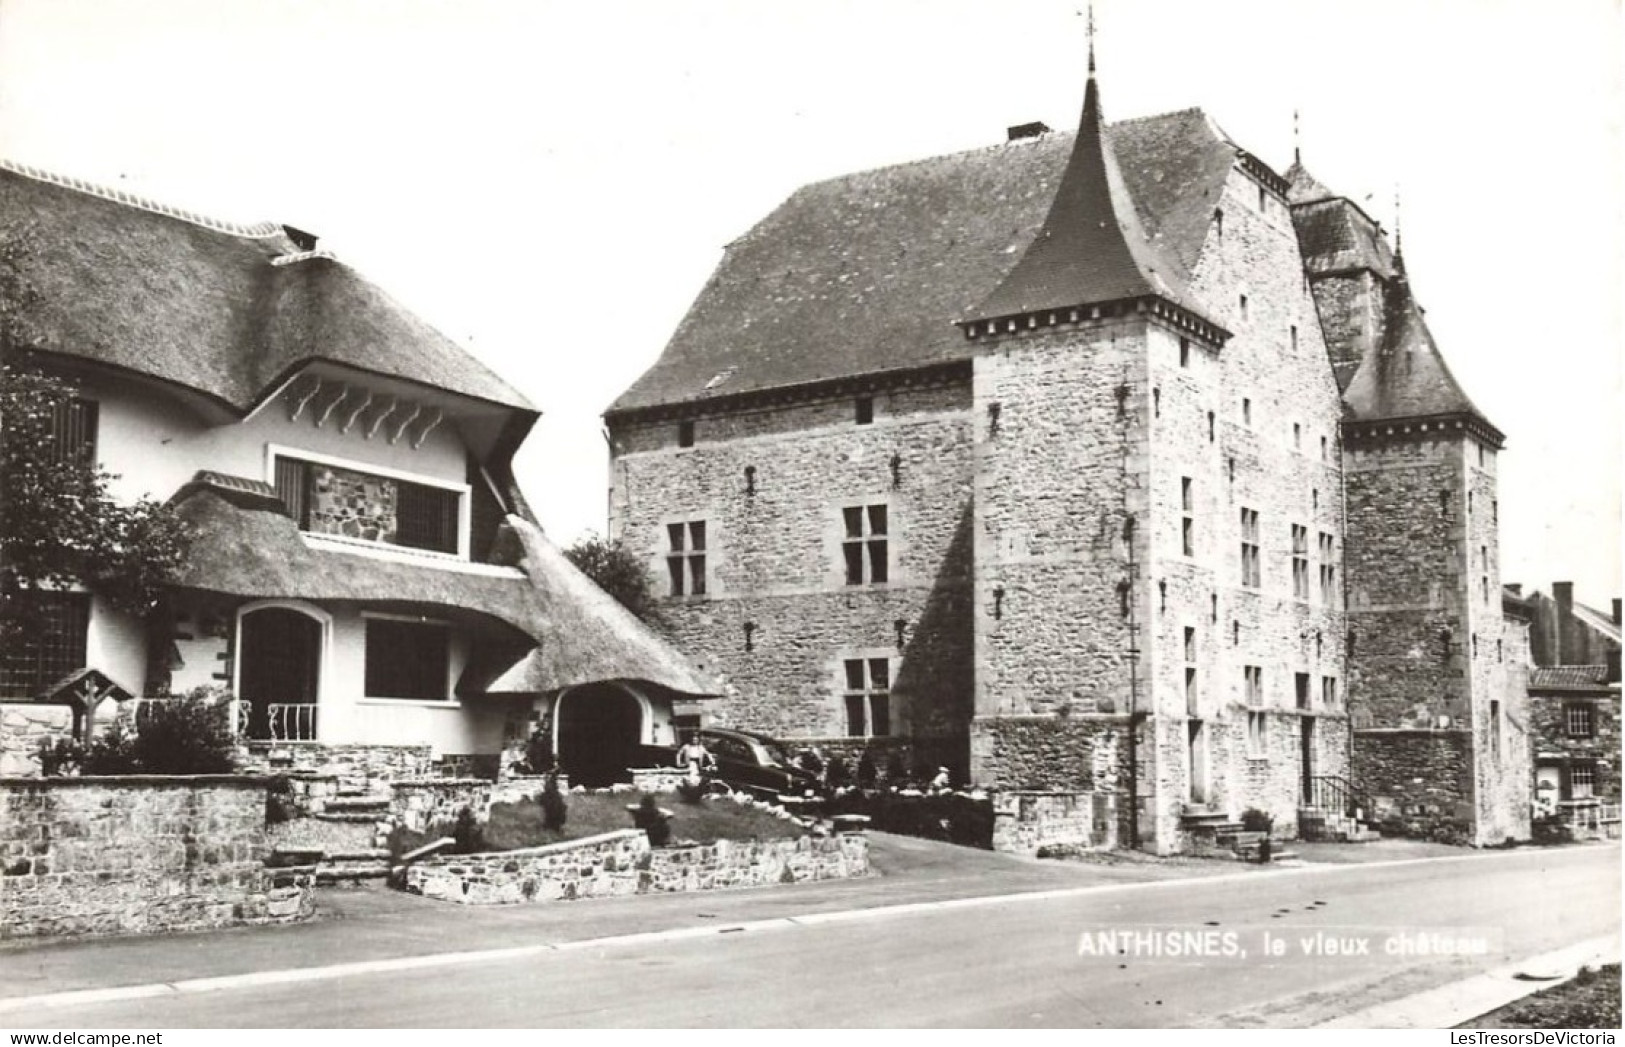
{"left": 675, "top": 732, "right": 715, "bottom": 780}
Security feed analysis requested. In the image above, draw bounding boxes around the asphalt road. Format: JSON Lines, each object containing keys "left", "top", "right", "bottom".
{"left": 5, "top": 842, "right": 1615, "bottom": 1028}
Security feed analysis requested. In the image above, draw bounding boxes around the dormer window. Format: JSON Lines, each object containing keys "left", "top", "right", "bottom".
{"left": 273, "top": 449, "right": 466, "bottom": 558}
{"left": 855, "top": 396, "right": 874, "bottom": 425}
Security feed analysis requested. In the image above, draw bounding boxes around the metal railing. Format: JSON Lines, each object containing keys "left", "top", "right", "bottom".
{"left": 1307, "top": 775, "right": 1363, "bottom": 818}
{"left": 236, "top": 700, "right": 319, "bottom": 742}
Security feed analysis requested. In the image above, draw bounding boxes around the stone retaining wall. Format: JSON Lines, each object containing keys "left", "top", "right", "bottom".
{"left": 990, "top": 790, "right": 1117, "bottom": 855}
{"left": 0, "top": 704, "right": 73, "bottom": 776}
{"left": 240, "top": 742, "right": 433, "bottom": 794}
{"left": 405, "top": 829, "right": 870, "bottom": 905}
{"left": 0, "top": 776, "right": 313, "bottom": 940}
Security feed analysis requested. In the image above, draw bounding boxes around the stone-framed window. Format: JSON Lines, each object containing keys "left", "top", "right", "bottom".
{"left": 1184, "top": 626, "right": 1198, "bottom": 715}
{"left": 1239, "top": 508, "right": 1261, "bottom": 588}
{"left": 1317, "top": 532, "right": 1336, "bottom": 604}
{"left": 0, "top": 590, "right": 90, "bottom": 699}
{"left": 1565, "top": 702, "right": 1595, "bottom": 739}
{"left": 363, "top": 615, "right": 450, "bottom": 701}
{"left": 1295, "top": 672, "right": 1310, "bottom": 710}
{"left": 666, "top": 520, "right": 708, "bottom": 596}
{"left": 1571, "top": 764, "right": 1596, "bottom": 799}
{"left": 842, "top": 656, "right": 891, "bottom": 737}
{"left": 1291, "top": 525, "right": 1310, "bottom": 599}
{"left": 1246, "top": 711, "right": 1267, "bottom": 758}
{"left": 842, "top": 504, "right": 889, "bottom": 585}
{"left": 1321, "top": 676, "right": 1338, "bottom": 708}
{"left": 1181, "top": 477, "right": 1195, "bottom": 557}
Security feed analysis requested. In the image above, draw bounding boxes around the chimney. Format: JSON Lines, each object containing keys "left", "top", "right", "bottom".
{"left": 1006, "top": 121, "right": 1052, "bottom": 142}
{"left": 1613, "top": 598, "right": 1621, "bottom": 626}
{"left": 1506, "top": 583, "right": 1522, "bottom": 596}
{"left": 1554, "top": 581, "right": 1576, "bottom": 664}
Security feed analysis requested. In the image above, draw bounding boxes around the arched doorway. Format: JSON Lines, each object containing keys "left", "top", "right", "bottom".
{"left": 555, "top": 684, "right": 647, "bottom": 787}
{"left": 238, "top": 606, "right": 323, "bottom": 740}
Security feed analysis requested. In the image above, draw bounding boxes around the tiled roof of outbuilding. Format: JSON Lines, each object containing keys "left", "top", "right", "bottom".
{"left": 0, "top": 161, "right": 535, "bottom": 417}
{"left": 607, "top": 107, "right": 1240, "bottom": 415}
{"left": 1529, "top": 666, "right": 1617, "bottom": 693}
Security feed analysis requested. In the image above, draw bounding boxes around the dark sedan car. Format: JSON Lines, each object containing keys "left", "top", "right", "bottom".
{"left": 672, "top": 728, "right": 822, "bottom": 799}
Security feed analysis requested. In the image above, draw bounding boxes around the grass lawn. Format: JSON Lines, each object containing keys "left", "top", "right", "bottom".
{"left": 391, "top": 791, "right": 809, "bottom": 858}
{"left": 1460, "top": 965, "right": 1621, "bottom": 1029}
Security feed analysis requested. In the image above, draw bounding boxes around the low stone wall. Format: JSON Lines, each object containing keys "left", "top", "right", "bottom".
{"left": 240, "top": 742, "right": 433, "bottom": 795}
{"left": 1352, "top": 729, "right": 1476, "bottom": 845}
{"left": 391, "top": 778, "right": 492, "bottom": 833}
{"left": 630, "top": 766, "right": 688, "bottom": 793}
{"left": 0, "top": 776, "right": 313, "bottom": 940}
{"left": 991, "top": 790, "right": 1117, "bottom": 855}
{"left": 0, "top": 704, "right": 74, "bottom": 776}
{"left": 405, "top": 829, "right": 870, "bottom": 905}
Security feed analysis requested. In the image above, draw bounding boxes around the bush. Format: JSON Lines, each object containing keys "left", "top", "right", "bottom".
{"left": 1240, "top": 807, "right": 1275, "bottom": 833}
{"left": 824, "top": 756, "right": 851, "bottom": 788}
{"left": 632, "top": 795, "right": 671, "bottom": 846}
{"left": 540, "top": 773, "right": 569, "bottom": 829}
{"left": 70, "top": 690, "right": 238, "bottom": 776}
{"left": 265, "top": 776, "right": 298, "bottom": 825}
{"left": 452, "top": 807, "right": 482, "bottom": 854}
{"left": 36, "top": 736, "right": 82, "bottom": 776}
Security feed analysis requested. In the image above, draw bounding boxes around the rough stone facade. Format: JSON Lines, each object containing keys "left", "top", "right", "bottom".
{"left": 1529, "top": 681, "right": 1621, "bottom": 804}
{"left": 308, "top": 463, "right": 399, "bottom": 544}
{"left": 405, "top": 828, "right": 870, "bottom": 905}
{"left": 990, "top": 790, "right": 1117, "bottom": 855}
{"left": 239, "top": 742, "right": 434, "bottom": 795}
{"left": 0, "top": 704, "right": 73, "bottom": 776}
{"left": 1351, "top": 731, "right": 1476, "bottom": 844}
{"left": 0, "top": 776, "right": 313, "bottom": 940}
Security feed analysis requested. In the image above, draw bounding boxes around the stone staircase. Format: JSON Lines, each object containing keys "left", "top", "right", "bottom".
{"left": 270, "top": 790, "right": 395, "bottom": 887}
{"left": 1298, "top": 805, "right": 1381, "bottom": 843}
{"left": 1180, "top": 805, "right": 1299, "bottom": 862}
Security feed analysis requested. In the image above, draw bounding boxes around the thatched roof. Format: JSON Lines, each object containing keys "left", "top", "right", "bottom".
{"left": 0, "top": 160, "right": 534, "bottom": 417}
{"left": 167, "top": 477, "right": 717, "bottom": 700}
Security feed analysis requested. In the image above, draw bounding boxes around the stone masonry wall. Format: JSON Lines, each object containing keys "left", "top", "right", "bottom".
{"left": 240, "top": 742, "right": 434, "bottom": 795}
{"left": 1351, "top": 730, "right": 1475, "bottom": 844}
{"left": 990, "top": 791, "right": 1117, "bottom": 855}
{"left": 404, "top": 828, "right": 870, "bottom": 905}
{"left": 0, "top": 704, "right": 73, "bottom": 776}
{"left": 1530, "top": 691, "right": 1621, "bottom": 800}
{"left": 610, "top": 379, "right": 973, "bottom": 744}
{"left": 0, "top": 776, "right": 313, "bottom": 940}
{"left": 308, "top": 463, "right": 398, "bottom": 544}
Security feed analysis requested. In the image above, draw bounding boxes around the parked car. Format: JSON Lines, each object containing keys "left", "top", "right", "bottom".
{"left": 667, "top": 728, "right": 822, "bottom": 799}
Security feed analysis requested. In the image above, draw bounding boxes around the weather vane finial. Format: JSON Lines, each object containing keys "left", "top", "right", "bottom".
{"left": 1394, "top": 185, "right": 1403, "bottom": 254}
{"left": 1084, "top": 2, "right": 1096, "bottom": 74}
{"left": 1293, "top": 109, "right": 1301, "bottom": 164}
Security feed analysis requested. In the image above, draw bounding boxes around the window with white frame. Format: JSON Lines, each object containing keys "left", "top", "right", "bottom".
{"left": 1565, "top": 702, "right": 1595, "bottom": 738}
{"left": 1570, "top": 764, "right": 1596, "bottom": 799}
{"left": 1291, "top": 525, "right": 1310, "bottom": 599}
{"left": 666, "top": 520, "right": 708, "bottom": 596}
{"left": 1240, "top": 509, "right": 1261, "bottom": 588}
{"left": 843, "top": 504, "right": 889, "bottom": 585}
{"left": 843, "top": 657, "right": 891, "bottom": 737}
{"left": 1318, "top": 532, "right": 1337, "bottom": 604}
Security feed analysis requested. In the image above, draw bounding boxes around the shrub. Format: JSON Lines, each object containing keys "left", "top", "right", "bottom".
{"left": 540, "top": 773, "right": 569, "bottom": 829}
{"left": 1239, "top": 807, "right": 1275, "bottom": 834}
{"left": 883, "top": 751, "right": 908, "bottom": 786}
{"left": 75, "top": 689, "right": 238, "bottom": 775}
{"left": 856, "top": 752, "right": 878, "bottom": 789}
{"left": 824, "top": 756, "right": 851, "bottom": 788}
{"left": 265, "top": 776, "right": 298, "bottom": 825}
{"left": 452, "top": 806, "right": 482, "bottom": 854}
{"left": 522, "top": 725, "right": 556, "bottom": 775}
{"left": 632, "top": 795, "right": 671, "bottom": 846}
{"left": 36, "top": 735, "right": 82, "bottom": 776}
{"left": 675, "top": 777, "right": 706, "bottom": 804}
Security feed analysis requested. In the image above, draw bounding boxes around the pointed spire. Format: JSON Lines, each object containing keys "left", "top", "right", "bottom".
{"left": 1293, "top": 109, "right": 1301, "bottom": 165}
{"left": 960, "top": 11, "right": 1221, "bottom": 341}
{"left": 1392, "top": 185, "right": 1405, "bottom": 271}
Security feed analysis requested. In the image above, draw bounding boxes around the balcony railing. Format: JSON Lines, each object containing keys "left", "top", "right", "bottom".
{"left": 237, "top": 700, "right": 319, "bottom": 742}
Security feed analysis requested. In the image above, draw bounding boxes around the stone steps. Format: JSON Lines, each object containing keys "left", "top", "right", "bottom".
{"left": 313, "top": 849, "right": 392, "bottom": 887}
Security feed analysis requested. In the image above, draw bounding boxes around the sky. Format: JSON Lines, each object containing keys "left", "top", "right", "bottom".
{"left": 0, "top": 0, "right": 1619, "bottom": 609}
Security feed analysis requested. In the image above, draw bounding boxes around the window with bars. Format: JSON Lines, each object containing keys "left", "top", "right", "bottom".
{"left": 843, "top": 657, "right": 891, "bottom": 737}
{"left": 273, "top": 457, "right": 461, "bottom": 555}
{"left": 1291, "top": 525, "right": 1310, "bottom": 599}
{"left": 1565, "top": 703, "right": 1595, "bottom": 738}
{"left": 364, "top": 618, "right": 450, "bottom": 700}
{"left": 1240, "top": 509, "right": 1261, "bottom": 588}
{"left": 1181, "top": 477, "right": 1195, "bottom": 556}
{"left": 0, "top": 592, "right": 90, "bottom": 698}
{"left": 1571, "top": 764, "right": 1596, "bottom": 799}
{"left": 666, "top": 520, "right": 708, "bottom": 596}
{"left": 843, "top": 504, "right": 889, "bottom": 585}
{"left": 47, "top": 398, "right": 99, "bottom": 466}
{"left": 1318, "top": 532, "right": 1336, "bottom": 604}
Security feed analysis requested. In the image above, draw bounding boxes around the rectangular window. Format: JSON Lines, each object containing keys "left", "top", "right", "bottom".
{"left": 1318, "top": 532, "right": 1336, "bottom": 604}
{"left": 1247, "top": 711, "right": 1267, "bottom": 757}
{"left": 1245, "top": 665, "right": 1263, "bottom": 708}
{"left": 843, "top": 504, "right": 889, "bottom": 585}
{"left": 274, "top": 455, "right": 463, "bottom": 556}
{"left": 1320, "top": 435, "right": 1328, "bottom": 461}
{"left": 1179, "top": 338, "right": 1191, "bottom": 368}
{"left": 1290, "top": 325, "right": 1298, "bottom": 353}
{"left": 1184, "top": 626, "right": 1198, "bottom": 715}
{"left": 1490, "top": 699, "right": 1502, "bottom": 758}
{"left": 47, "top": 397, "right": 99, "bottom": 465}
{"left": 1240, "top": 508, "right": 1261, "bottom": 588}
{"left": 855, "top": 396, "right": 874, "bottom": 425}
{"left": 1295, "top": 672, "right": 1311, "bottom": 710}
{"left": 666, "top": 520, "right": 708, "bottom": 596}
{"left": 1571, "top": 764, "right": 1596, "bottom": 799}
{"left": 364, "top": 618, "right": 450, "bottom": 700}
{"left": 0, "top": 591, "right": 90, "bottom": 698}
{"left": 1293, "top": 423, "right": 1302, "bottom": 451}
{"left": 1181, "top": 477, "right": 1195, "bottom": 556}
{"left": 1239, "top": 294, "right": 1249, "bottom": 321}
{"left": 1291, "top": 524, "right": 1310, "bottom": 599}
{"left": 1566, "top": 703, "right": 1595, "bottom": 738}
{"left": 843, "top": 657, "right": 891, "bottom": 737}
{"left": 1321, "top": 676, "right": 1337, "bottom": 708}
{"left": 1242, "top": 397, "right": 1253, "bottom": 426}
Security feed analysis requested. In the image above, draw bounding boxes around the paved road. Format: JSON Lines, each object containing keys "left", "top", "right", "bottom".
{"left": 5, "top": 843, "right": 1615, "bottom": 1027}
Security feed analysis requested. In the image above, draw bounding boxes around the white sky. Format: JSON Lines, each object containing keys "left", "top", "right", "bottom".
{"left": 0, "top": 0, "right": 1619, "bottom": 609}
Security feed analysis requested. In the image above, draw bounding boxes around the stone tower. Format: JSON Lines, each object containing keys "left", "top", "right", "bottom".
{"left": 1288, "top": 163, "right": 1530, "bottom": 844}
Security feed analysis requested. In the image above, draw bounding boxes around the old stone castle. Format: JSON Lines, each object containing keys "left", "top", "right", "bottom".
{"left": 603, "top": 48, "right": 1530, "bottom": 853}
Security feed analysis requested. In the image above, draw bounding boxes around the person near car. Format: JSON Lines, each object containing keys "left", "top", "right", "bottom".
{"left": 675, "top": 733, "right": 716, "bottom": 780}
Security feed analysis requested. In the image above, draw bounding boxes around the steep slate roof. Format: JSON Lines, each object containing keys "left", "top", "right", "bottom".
{"left": 1289, "top": 195, "right": 1398, "bottom": 279}
{"left": 608, "top": 106, "right": 1239, "bottom": 415}
{"left": 0, "top": 161, "right": 534, "bottom": 416}
{"left": 962, "top": 60, "right": 1204, "bottom": 325}
{"left": 1283, "top": 157, "right": 1333, "bottom": 205}
{"left": 1572, "top": 601, "right": 1623, "bottom": 645}
{"left": 1341, "top": 257, "right": 1496, "bottom": 434}
{"left": 1529, "top": 666, "right": 1617, "bottom": 693}
{"left": 167, "top": 481, "right": 718, "bottom": 700}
